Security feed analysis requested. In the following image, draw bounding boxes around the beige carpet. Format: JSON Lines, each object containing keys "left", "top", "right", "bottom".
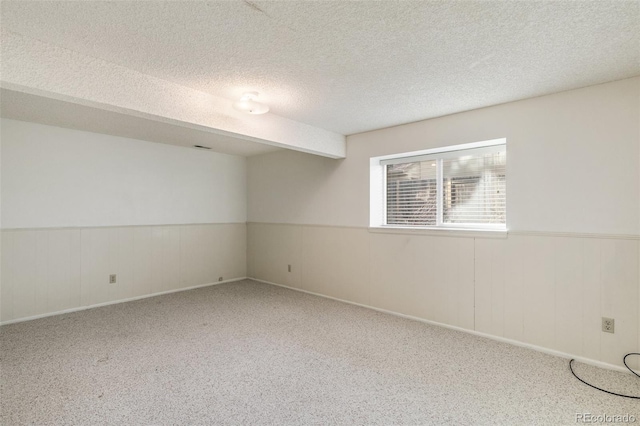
{"left": 1, "top": 279, "right": 638, "bottom": 425}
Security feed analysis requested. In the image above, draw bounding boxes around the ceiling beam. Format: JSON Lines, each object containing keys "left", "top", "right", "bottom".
{"left": 0, "top": 30, "right": 346, "bottom": 158}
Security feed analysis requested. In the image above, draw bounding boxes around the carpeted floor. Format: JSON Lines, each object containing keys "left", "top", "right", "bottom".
{"left": 1, "top": 279, "right": 638, "bottom": 425}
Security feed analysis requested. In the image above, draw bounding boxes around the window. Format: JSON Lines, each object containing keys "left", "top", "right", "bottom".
{"left": 370, "top": 139, "right": 506, "bottom": 231}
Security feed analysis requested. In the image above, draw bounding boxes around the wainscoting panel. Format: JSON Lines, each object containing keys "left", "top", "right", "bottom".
{"left": 473, "top": 236, "right": 639, "bottom": 368}
{"left": 1, "top": 223, "right": 246, "bottom": 323}
{"left": 246, "top": 223, "right": 302, "bottom": 290}
{"left": 299, "top": 226, "right": 370, "bottom": 306}
{"left": 247, "top": 222, "right": 639, "bottom": 369}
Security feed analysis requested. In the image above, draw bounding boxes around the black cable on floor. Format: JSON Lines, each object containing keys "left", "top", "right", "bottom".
{"left": 623, "top": 353, "right": 640, "bottom": 379}
{"left": 569, "top": 353, "right": 640, "bottom": 399}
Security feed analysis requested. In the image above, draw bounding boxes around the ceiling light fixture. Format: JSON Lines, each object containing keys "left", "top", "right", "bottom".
{"left": 232, "top": 91, "right": 269, "bottom": 115}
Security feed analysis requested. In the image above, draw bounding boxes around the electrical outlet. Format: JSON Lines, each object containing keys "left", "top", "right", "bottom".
{"left": 602, "top": 317, "right": 615, "bottom": 333}
{"left": 287, "top": 264, "right": 292, "bottom": 273}
{"left": 109, "top": 274, "right": 117, "bottom": 284}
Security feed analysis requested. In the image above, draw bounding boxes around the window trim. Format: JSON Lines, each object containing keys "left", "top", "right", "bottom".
{"left": 370, "top": 138, "right": 507, "bottom": 232}
{"left": 379, "top": 144, "right": 504, "bottom": 166}
{"left": 368, "top": 225, "right": 508, "bottom": 239}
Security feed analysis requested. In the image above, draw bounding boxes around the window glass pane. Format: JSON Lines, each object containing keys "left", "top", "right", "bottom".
{"left": 442, "top": 150, "right": 505, "bottom": 224}
{"left": 386, "top": 160, "right": 437, "bottom": 225}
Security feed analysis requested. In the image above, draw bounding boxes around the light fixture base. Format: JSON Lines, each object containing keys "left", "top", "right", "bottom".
{"left": 233, "top": 92, "right": 269, "bottom": 114}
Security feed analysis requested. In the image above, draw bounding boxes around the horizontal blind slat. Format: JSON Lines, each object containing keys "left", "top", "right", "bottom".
{"left": 386, "top": 148, "right": 505, "bottom": 227}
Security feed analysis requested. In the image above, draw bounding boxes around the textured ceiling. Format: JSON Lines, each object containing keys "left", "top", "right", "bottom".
{"left": 1, "top": 0, "right": 639, "bottom": 136}
{"left": 0, "top": 30, "right": 344, "bottom": 158}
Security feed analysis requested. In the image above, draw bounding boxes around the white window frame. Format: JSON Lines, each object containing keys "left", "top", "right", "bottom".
{"left": 370, "top": 138, "right": 507, "bottom": 233}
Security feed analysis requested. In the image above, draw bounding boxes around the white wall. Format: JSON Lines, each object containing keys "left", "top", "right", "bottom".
{"left": 1, "top": 119, "right": 246, "bottom": 229}
{"left": 249, "top": 77, "right": 640, "bottom": 235}
{"left": 247, "top": 77, "right": 640, "bottom": 369}
{"left": 1, "top": 119, "right": 248, "bottom": 322}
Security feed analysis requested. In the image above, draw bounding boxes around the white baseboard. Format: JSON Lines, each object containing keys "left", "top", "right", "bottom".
{"left": 249, "top": 277, "right": 638, "bottom": 376}
{"left": 0, "top": 277, "right": 248, "bottom": 326}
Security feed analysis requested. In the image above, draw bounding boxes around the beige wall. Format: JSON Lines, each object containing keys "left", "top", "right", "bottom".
{"left": 248, "top": 223, "right": 637, "bottom": 369}
{"left": 249, "top": 77, "right": 640, "bottom": 235}
{"left": 2, "top": 78, "right": 639, "bottom": 370}
{"left": 247, "top": 77, "right": 640, "bottom": 369}
{"left": 0, "top": 121, "right": 248, "bottom": 323}
{"left": 1, "top": 223, "right": 246, "bottom": 323}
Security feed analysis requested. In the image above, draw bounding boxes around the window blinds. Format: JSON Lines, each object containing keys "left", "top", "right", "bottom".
{"left": 386, "top": 160, "right": 438, "bottom": 226}
{"left": 385, "top": 147, "right": 506, "bottom": 227}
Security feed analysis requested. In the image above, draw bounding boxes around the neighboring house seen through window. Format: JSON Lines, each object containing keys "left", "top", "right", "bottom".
{"left": 371, "top": 139, "right": 506, "bottom": 231}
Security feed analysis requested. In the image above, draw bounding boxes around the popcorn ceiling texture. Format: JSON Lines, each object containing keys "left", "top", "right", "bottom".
{"left": 1, "top": 2, "right": 638, "bottom": 157}
{"left": 1, "top": 280, "right": 639, "bottom": 425}
{"left": 1, "top": 0, "right": 638, "bottom": 138}
{"left": 0, "top": 30, "right": 345, "bottom": 158}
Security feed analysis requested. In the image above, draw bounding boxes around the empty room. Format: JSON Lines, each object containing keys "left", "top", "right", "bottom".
{"left": 1, "top": 1, "right": 639, "bottom": 424}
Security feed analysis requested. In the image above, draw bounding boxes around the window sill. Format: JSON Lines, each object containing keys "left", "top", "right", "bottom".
{"left": 368, "top": 226, "right": 508, "bottom": 239}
